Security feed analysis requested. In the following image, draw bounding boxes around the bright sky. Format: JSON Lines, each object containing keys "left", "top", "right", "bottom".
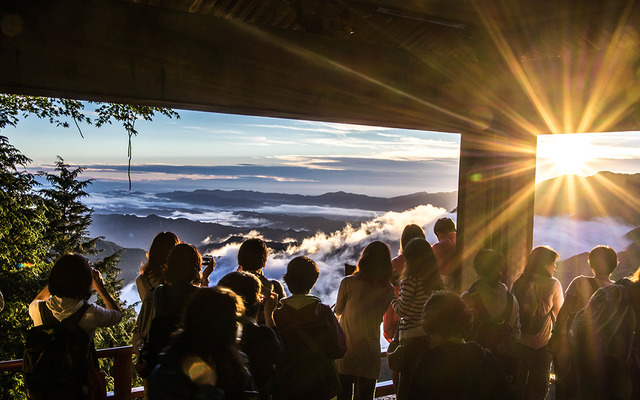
{"left": 3, "top": 108, "right": 461, "bottom": 196}
{"left": 536, "top": 131, "right": 640, "bottom": 182}
{"left": 4, "top": 107, "right": 640, "bottom": 196}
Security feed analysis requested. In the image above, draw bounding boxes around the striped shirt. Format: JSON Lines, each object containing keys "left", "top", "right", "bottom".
{"left": 391, "top": 275, "right": 431, "bottom": 339}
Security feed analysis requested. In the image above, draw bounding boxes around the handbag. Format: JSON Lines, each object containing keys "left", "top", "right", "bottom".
{"left": 387, "top": 327, "right": 405, "bottom": 372}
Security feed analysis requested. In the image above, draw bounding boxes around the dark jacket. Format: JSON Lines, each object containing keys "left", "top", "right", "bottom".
{"left": 238, "top": 317, "right": 281, "bottom": 400}
{"left": 273, "top": 295, "right": 346, "bottom": 400}
{"left": 407, "top": 342, "right": 515, "bottom": 400}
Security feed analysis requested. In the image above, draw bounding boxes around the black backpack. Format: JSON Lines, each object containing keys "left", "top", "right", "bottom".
{"left": 23, "top": 301, "right": 93, "bottom": 400}
{"left": 137, "top": 285, "right": 186, "bottom": 378}
{"left": 468, "top": 288, "right": 518, "bottom": 382}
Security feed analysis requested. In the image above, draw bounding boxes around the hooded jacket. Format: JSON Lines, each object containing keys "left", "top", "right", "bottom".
{"left": 274, "top": 294, "right": 346, "bottom": 400}
{"left": 29, "top": 295, "right": 122, "bottom": 337}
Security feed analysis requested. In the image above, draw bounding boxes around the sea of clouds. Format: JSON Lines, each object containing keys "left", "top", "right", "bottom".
{"left": 115, "top": 203, "right": 637, "bottom": 352}
{"left": 119, "top": 204, "right": 637, "bottom": 311}
{"left": 120, "top": 204, "right": 452, "bottom": 308}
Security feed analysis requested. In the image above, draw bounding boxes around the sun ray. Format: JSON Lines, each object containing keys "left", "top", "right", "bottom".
{"left": 576, "top": 176, "right": 613, "bottom": 219}
{"left": 591, "top": 173, "right": 640, "bottom": 217}
{"left": 577, "top": 1, "right": 636, "bottom": 133}
{"left": 471, "top": 0, "right": 560, "bottom": 134}
{"left": 535, "top": 174, "right": 572, "bottom": 218}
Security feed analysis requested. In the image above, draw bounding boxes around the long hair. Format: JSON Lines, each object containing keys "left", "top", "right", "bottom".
{"left": 169, "top": 287, "right": 247, "bottom": 395}
{"left": 521, "top": 246, "right": 558, "bottom": 279}
{"left": 164, "top": 243, "right": 202, "bottom": 285}
{"left": 140, "top": 232, "right": 179, "bottom": 277}
{"left": 402, "top": 238, "right": 442, "bottom": 290}
{"left": 354, "top": 241, "right": 392, "bottom": 287}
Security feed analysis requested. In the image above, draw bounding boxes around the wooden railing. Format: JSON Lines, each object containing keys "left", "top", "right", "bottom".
{"left": 0, "top": 346, "right": 143, "bottom": 400}
{"left": 0, "top": 346, "right": 394, "bottom": 399}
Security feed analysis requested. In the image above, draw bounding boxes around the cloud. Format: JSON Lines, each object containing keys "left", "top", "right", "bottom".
{"left": 203, "top": 205, "right": 453, "bottom": 305}
{"left": 533, "top": 215, "right": 633, "bottom": 259}
{"left": 251, "top": 175, "right": 317, "bottom": 183}
{"left": 73, "top": 157, "right": 460, "bottom": 196}
{"left": 180, "top": 125, "right": 250, "bottom": 136}
{"left": 247, "top": 120, "right": 393, "bottom": 135}
{"left": 268, "top": 156, "right": 345, "bottom": 171}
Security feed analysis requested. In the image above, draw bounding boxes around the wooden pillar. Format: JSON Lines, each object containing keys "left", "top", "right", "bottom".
{"left": 457, "top": 126, "right": 537, "bottom": 290}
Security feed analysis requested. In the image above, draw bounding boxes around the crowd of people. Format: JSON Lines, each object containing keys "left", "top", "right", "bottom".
{"left": 22, "top": 217, "right": 640, "bottom": 400}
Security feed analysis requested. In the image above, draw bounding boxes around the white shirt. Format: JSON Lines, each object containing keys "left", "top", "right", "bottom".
{"left": 29, "top": 295, "right": 122, "bottom": 338}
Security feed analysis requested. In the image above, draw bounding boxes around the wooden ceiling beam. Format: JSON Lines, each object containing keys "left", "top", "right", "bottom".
{"left": 0, "top": 0, "right": 477, "bottom": 133}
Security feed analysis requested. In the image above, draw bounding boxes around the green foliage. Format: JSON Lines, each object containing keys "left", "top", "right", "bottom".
{"left": 0, "top": 95, "right": 91, "bottom": 135}
{"left": 0, "top": 94, "right": 180, "bottom": 189}
{"left": 0, "top": 136, "right": 50, "bottom": 399}
{"left": 0, "top": 93, "right": 177, "bottom": 396}
{"left": 39, "top": 156, "right": 98, "bottom": 261}
{"left": 93, "top": 103, "right": 180, "bottom": 190}
{"left": 92, "top": 252, "right": 142, "bottom": 391}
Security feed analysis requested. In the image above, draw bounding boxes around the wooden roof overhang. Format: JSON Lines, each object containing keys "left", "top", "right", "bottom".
{"left": 2, "top": 0, "right": 639, "bottom": 137}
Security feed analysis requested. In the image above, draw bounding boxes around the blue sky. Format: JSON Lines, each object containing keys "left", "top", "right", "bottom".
{"left": 4, "top": 108, "right": 461, "bottom": 196}
{"left": 4, "top": 106, "right": 640, "bottom": 196}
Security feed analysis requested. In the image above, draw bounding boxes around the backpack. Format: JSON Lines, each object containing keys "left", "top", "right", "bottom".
{"left": 23, "top": 302, "right": 93, "bottom": 400}
{"left": 571, "top": 281, "right": 639, "bottom": 399}
{"left": 517, "top": 281, "right": 553, "bottom": 335}
{"left": 468, "top": 288, "right": 518, "bottom": 382}
{"left": 137, "top": 285, "right": 187, "bottom": 378}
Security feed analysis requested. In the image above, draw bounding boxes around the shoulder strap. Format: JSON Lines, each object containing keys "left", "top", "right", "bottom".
{"left": 38, "top": 301, "right": 57, "bottom": 326}
{"left": 62, "top": 302, "right": 91, "bottom": 326}
{"left": 470, "top": 292, "right": 491, "bottom": 321}
{"left": 153, "top": 285, "right": 167, "bottom": 314}
{"left": 502, "top": 292, "right": 515, "bottom": 321}
{"left": 587, "top": 277, "right": 600, "bottom": 293}
{"left": 38, "top": 301, "right": 90, "bottom": 328}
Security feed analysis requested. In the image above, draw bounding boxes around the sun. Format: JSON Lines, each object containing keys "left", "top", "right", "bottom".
{"left": 537, "top": 134, "right": 597, "bottom": 177}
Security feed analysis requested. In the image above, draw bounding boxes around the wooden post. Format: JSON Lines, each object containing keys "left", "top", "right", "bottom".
{"left": 457, "top": 125, "right": 537, "bottom": 290}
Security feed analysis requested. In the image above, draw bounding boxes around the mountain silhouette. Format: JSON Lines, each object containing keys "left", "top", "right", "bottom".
{"left": 156, "top": 189, "right": 458, "bottom": 212}
{"left": 534, "top": 171, "right": 640, "bottom": 224}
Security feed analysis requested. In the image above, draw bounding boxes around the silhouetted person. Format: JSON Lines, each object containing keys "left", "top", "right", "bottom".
{"left": 136, "top": 232, "right": 181, "bottom": 302}
{"left": 407, "top": 291, "right": 515, "bottom": 400}
{"left": 461, "top": 249, "right": 520, "bottom": 385}
{"left": 383, "top": 224, "right": 426, "bottom": 391}
{"left": 237, "top": 238, "right": 285, "bottom": 325}
{"left": 27, "top": 254, "right": 122, "bottom": 398}
{"left": 335, "top": 241, "right": 394, "bottom": 400}
{"left": 147, "top": 287, "right": 257, "bottom": 400}
{"left": 391, "top": 238, "right": 443, "bottom": 400}
{"left": 552, "top": 245, "right": 618, "bottom": 400}
{"left": 512, "top": 246, "right": 564, "bottom": 400}
{"left": 274, "top": 256, "right": 346, "bottom": 400}
{"left": 133, "top": 232, "right": 181, "bottom": 376}
{"left": 571, "top": 267, "right": 640, "bottom": 400}
{"left": 383, "top": 224, "right": 426, "bottom": 342}
{"left": 142, "top": 243, "right": 208, "bottom": 378}
{"left": 432, "top": 217, "right": 458, "bottom": 291}
{"left": 218, "top": 271, "right": 281, "bottom": 400}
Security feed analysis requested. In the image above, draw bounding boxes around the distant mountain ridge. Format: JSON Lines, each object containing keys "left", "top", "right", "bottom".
{"left": 535, "top": 171, "right": 640, "bottom": 224}
{"left": 156, "top": 189, "right": 458, "bottom": 212}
